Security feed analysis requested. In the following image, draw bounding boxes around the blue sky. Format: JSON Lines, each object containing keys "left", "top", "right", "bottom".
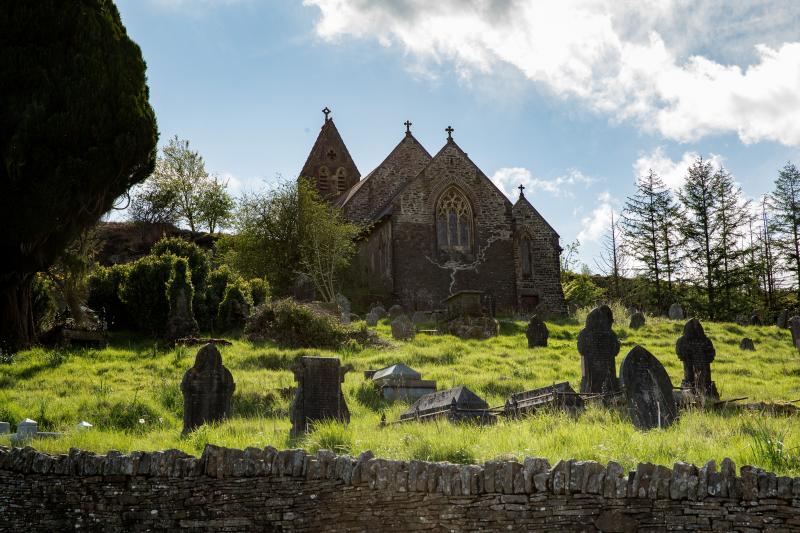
{"left": 116, "top": 0, "right": 800, "bottom": 268}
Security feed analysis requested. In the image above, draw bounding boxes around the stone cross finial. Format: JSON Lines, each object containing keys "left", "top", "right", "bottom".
{"left": 518, "top": 184, "right": 525, "bottom": 197}
{"left": 404, "top": 120, "right": 412, "bottom": 134}
{"left": 445, "top": 125, "right": 454, "bottom": 140}
{"left": 322, "top": 107, "right": 331, "bottom": 122}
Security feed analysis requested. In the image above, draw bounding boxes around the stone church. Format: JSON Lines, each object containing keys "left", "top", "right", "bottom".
{"left": 299, "top": 108, "right": 566, "bottom": 314}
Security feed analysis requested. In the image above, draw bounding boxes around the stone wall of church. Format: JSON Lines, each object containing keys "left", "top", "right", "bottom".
{"left": 351, "top": 220, "right": 393, "bottom": 296}
{"left": 512, "top": 200, "right": 567, "bottom": 314}
{"left": 391, "top": 143, "right": 518, "bottom": 310}
{"left": 3, "top": 445, "right": 799, "bottom": 532}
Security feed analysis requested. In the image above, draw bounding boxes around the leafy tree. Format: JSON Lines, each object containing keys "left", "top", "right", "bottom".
{"left": 771, "top": 162, "right": 800, "bottom": 300}
{"left": 129, "top": 177, "right": 179, "bottom": 226}
{"left": 0, "top": 1, "right": 158, "bottom": 351}
{"left": 198, "top": 175, "right": 235, "bottom": 233}
{"left": 151, "top": 135, "right": 208, "bottom": 232}
{"left": 46, "top": 228, "right": 98, "bottom": 326}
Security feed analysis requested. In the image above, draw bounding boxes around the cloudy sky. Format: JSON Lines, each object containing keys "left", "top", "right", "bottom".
{"left": 116, "top": 0, "right": 800, "bottom": 268}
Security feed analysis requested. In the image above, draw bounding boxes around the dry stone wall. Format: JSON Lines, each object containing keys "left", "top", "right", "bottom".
{"left": 1, "top": 445, "right": 799, "bottom": 532}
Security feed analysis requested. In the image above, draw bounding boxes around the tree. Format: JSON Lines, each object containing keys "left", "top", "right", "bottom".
{"left": 712, "top": 168, "right": 751, "bottom": 318}
{"left": 771, "top": 162, "right": 800, "bottom": 300}
{"left": 594, "top": 211, "right": 627, "bottom": 299}
{"left": 0, "top": 1, "right": 158, "bottom": 352}
{"left": 678, "top": 158, "right": 719, "bottom": 318}
{"left": 198, "top": 175, "right": 235, "bottom": 233}
{"left": 129, "top": 177, "right": 179, "bottom": 226}
{"left": 155, "top": 135, "right": 208, "bottom": 232}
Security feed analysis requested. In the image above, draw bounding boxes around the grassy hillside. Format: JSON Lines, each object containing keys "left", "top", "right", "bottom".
{"left": 2, "top": 310, "right": 800, "bottom": 474}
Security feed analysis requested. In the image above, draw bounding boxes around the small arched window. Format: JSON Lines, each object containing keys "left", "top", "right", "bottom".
{"left": 436, "top": 187, "right": 473, "bottom": 254}
{"left": 334, "top": 167, "right": 347, "bottom": 193}
{"left": 520, "top": 238, "right": 532, "bottom": 278}
{"left": 318, "top": 165, "right": 330, "bottom": 195}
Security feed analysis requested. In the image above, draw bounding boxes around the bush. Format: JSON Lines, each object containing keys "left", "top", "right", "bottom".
{"left": 87, "top": 264, "right": 131, "bottom": 329}
{"left": 151, "top": 237, "right": 210, "bottom": 292}
{"left": 244, "top": 298, "right": 349, "bottom": 348}
{"left": 562, "top": 272, "right": 605, "bottom": 310}
{"left": 216, "top": 279, "right": 252, "bottom": 333}
{"left": 31, "top": 273, "right": 56, "bottom": 334}
{"left": 201, "top": 266, "right": 239, "bottom": 330}
{"left": 248, "top": 278, "right": 270, "bottom": 307}
{"left": 119, "top": 254, "right": 175, "bottom": 336}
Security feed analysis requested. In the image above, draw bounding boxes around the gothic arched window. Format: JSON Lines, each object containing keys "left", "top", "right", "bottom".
{"left": 520, "top": 237, "right": 533, "bottom": 278}
{"left": 318, "top": 165, "right": 330, "bottom": 195}
{"left": 334, "top": 167, "right": 347, "bottom": 193}
{"left": 436, "top": 187, "right": 473, "bottom": 254}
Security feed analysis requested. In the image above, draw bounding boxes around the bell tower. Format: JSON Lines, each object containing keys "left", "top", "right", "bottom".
{"left": 299, "top": 107, "right": 361, "bottom": 200}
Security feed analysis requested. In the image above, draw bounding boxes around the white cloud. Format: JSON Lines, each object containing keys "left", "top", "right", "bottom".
{"left": 577, "top": 191, "right": 616, "bottom": 244}
{"left": 633, "top": 147, "right": 724, "bottom": 190}
{"left": 219, "top": 172, "right": 243, "bottom": 194}
{"left": 491, "top": 167, "right": 594, "bottom": 200}
{"left": 305, "top": 0, "right": 800, "bottom": 146}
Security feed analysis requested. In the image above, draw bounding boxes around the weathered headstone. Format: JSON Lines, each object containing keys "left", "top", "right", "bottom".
{"left": 166, "top": 259, "right": 199, "bottom": 342}
{"left": 399, "top": 386, "right": 488, "bottom": 422}
{"left": 16, "top": 418, "right": 38, "bottom": 439}
{"left": 577, "top": 305, "right": 621, "bottom": 395}
{"left": 365, "top": 310, "right": 379, "bottom": 327}
{"left": 668, "top": 303, "right": 684, "bottom": 320}
{"left": 748, "top": 314, "right": 762, "bottom": 326}
{"left": 675, "top": 318, "right": 718, "bottom": 398}
{"left": 790, "top": 316, "right": 800, "bottom": 352}
{"left": 619, "top": 345, "right": 678, "bottom": 430}
{"left": 180, "top": 344, "right": 235, "bottom": 435}
{"left": 777, "top": 309, "right": 789, "bottom": 329}
{"left": 629, "top": 312, "right": 645, "bottom": 329}
{"left": 525, "top": 315, "right": 548, "bottom": 348}
{"left": 371, "top": 306, "right": 387, "bottom": 319}
{"left": 289, "top": 357, "right": 351, "bottom": 437}
{"left": 739, "top": 338, "right": 756, "bottom": 351}
{"left": 0, "top": 421, "right": 10, "bottom": 435}
{"left": 371, "top": 363, "right": 436, "bottom": 401}
{"left": 443, "top": 291, "right": 483, "bottom": 318}
{"left": 388, "top": 304, "right": 404, "bottom": 319}
{"left": 411, "top": 311, "right": 431, "bottom": 325}
{"left": 391, "top": 315, "right": 415, "bottom": 341}
{"left": 335, "top": 293, "right": 351, "bottom": 325}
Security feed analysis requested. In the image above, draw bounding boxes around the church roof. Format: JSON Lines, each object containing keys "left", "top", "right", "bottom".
{"left": 299, "top": 117, "right": 360, "bottom": 192}
{"left": 513, "top": 191, "right": 560, "bottom": 238}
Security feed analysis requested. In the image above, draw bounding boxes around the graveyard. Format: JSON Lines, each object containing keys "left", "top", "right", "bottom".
{"left": 3, "top": 305, "right": 799, "bottom": 476}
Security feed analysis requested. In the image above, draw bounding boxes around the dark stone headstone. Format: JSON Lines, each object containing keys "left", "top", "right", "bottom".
{"left": 777, "top": 309, "right": 789, "bottom": 329}
{"left": 365, "top": 310, "right": 379, "bottom": 327}
{"left": 525, "top": 315, "right": 548, "bottom": 348}
{"left": 166, "top": 261, "right": 199, "bottom": 342}
{"left": 289, "top": 357, "right": 351, "bottom": 437}
{"left": 739, "top": 338, "right": 755, "bottom": 351}
{"left": 748, "top": 314, "right": 762, "bottom": 326}
{"left": 577, "top": 305, "right": 621, "bottom": 395}
{"left": 789, "top": 316, "right": 800, "bottom": 352}
{"left": 619, "top": 345, "right": 678, "bottom": 430}
{"left": 180, "top": 344, "right": 235, "bottom": 435}
{"left": 391, "top": 315, "right": 415, "bottom": 341}
{"left": 371, "top": 306, "right": 387, "bottom": 319}
{"left": 629, "top": 312, "right": 645, "bottom": 329}
{"left": 399, "top": 386, "right": 488, "bottom": 421}
{"left": 668, "top": 303, "right": 684, "bottom": 320}
{"left": 675, "top": 318, "right": 718, "bottom": 399}
{"left": 388, "top": 304, "right": 404, "bottom": 319}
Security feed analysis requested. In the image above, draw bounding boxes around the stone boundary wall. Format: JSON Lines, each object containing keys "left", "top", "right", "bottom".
{"left": 1, "top": 445, "right": 799, "bottom": 532}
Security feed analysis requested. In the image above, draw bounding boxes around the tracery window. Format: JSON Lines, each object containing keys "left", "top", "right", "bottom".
{"left": 318, "top": 165, "right": 330, "bottom": 194}
{"left": 334, "top": 167, "right": 347, "bottom": 193}
{"left": 436, "top": 187, "right": 473, "bottom": 254}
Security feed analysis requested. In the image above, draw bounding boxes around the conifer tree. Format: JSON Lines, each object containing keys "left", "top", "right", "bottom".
{"left": 713, "top": 168, "right": 751, "bottom": 318}
{"left": 771, "top": 162, "right": 800, "bottom": 300}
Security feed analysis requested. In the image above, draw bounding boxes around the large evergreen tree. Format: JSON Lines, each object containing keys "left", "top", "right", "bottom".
{"left": 771, "top": 162, "right": 800, "bottom": 300}
{"left": 0, "top": 1, "right": 158, "bottom": 352}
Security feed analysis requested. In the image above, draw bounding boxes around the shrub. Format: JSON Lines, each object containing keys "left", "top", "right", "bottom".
{"left": 151, "top": 237, "right": 210, "bottom": 292}
{"left": 216, "top": 279, "right": 253, "bottom": 333}
{"left": 31, "top": 273, "right": 56, "bottom": 334}
{"left": 87, "top": 264, "right": 131, "bottom": 329}
{"left": 201, "top": 266, "right": 239, "bottom": 330}
{"left": 166, "top": 257, "right": 199, "bottom": 340}
{"left": 244, "top": 298, "right": 348, "bottom": 348}
{"left": 119, "top": 254, "right": 175, "bottom": 336}
{"left": 248, "top": 278, "right": 270, "bottom": 307}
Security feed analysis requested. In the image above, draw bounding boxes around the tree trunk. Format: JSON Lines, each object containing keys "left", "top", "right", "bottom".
{"left": 0, "top": 275, "right": 35, "bottom": 354}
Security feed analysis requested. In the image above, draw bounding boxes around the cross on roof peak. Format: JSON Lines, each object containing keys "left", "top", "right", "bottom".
{"left": 445, "top": 125, "right": 454, "bottom": 140}
{"left": 518, "top": 184, "right": 526, "bottom": 198}
{"left": 322, "top": 107, "right": 331, "bottom": 122}
{"left": 404, "top": 120, "right": 412, "bottom": 134}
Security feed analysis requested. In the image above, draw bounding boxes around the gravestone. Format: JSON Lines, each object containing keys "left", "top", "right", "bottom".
{"left": 577, "top": 305, "right": 621, "bottom": 395}
{"left": 180, "top": 344, "right": 235, "bottom": 435}
{"left": 371, "top": 306, "right": 387, "bottom": 319}
{"left": 391, "top": 315, "right": 415, "bottom": 341}
{"left": 629, "top": 312, "right": 645, "bottom": 329}
{"left": 675, "top": 318, "right": 718, "bottom": 398}
{"left": 777, "top": 309, "right": 789, "bottom": 329}
{"left": 443, "top": 291, "right": 483, "bottom": 319}
{"left": 507, "top": 381, "right": 584, "bottom": 416}
{"left": 365, "top": 309, "right": 379, "bottom": 327}
{"left": 789, "top": 316, "right": 800, "bottom": 352}
{"left": 668, "top": 303, "right": 684, "bottom": 320}
{"left": 289, "top": 357, "right": 351, "bottom": 437}
{"left": 388, "top": 304, "right": 404, "bottom": 319}
{"left": 739, "top": 338, "right": 756, "bottom": 351}
{"left": 525, "top": 315, "right": 548, "bottom": 348}
{"left": 411, "top": 311, "right": 431, "bottom": 325}
{"left": 335, "top": 293, "right": 351, "bottom": 325}
{"left": 16, "top": 418, "right": 38, "bottom": 439}
{"left": 619, "top": 345, "right": 678, "bottom": 430}
{"left": 400, "top": 386, "right": 488, "bottom": 421}
{"left": 749, "top": 314, "right": 762, "bottom": 326}
{"left": 371, "top": 363, "right": 436, "bottom": 401}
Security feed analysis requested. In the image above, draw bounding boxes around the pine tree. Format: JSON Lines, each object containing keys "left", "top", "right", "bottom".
{"left": 713, "top": 168, "right": 751, "bottom": 319}
{"left": 771, "top": 162, "right": 800, "bottom": 300}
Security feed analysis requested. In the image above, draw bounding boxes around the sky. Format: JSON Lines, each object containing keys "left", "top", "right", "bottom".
{"left": 115, "top": 0, "right": 800, "bottom": 269}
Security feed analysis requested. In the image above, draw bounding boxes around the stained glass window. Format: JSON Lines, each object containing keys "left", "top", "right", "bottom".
{"left": 436, "top": 187, "right": 473, "bottom": 253}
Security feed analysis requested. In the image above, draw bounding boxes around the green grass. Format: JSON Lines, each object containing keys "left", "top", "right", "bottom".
{"left": 2, "top": 312, "right": 800, "bottom": 474}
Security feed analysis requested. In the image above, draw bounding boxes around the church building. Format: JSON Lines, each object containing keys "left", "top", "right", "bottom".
{"left": 299, "top": 108, "right": 566, "bottom": 314}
